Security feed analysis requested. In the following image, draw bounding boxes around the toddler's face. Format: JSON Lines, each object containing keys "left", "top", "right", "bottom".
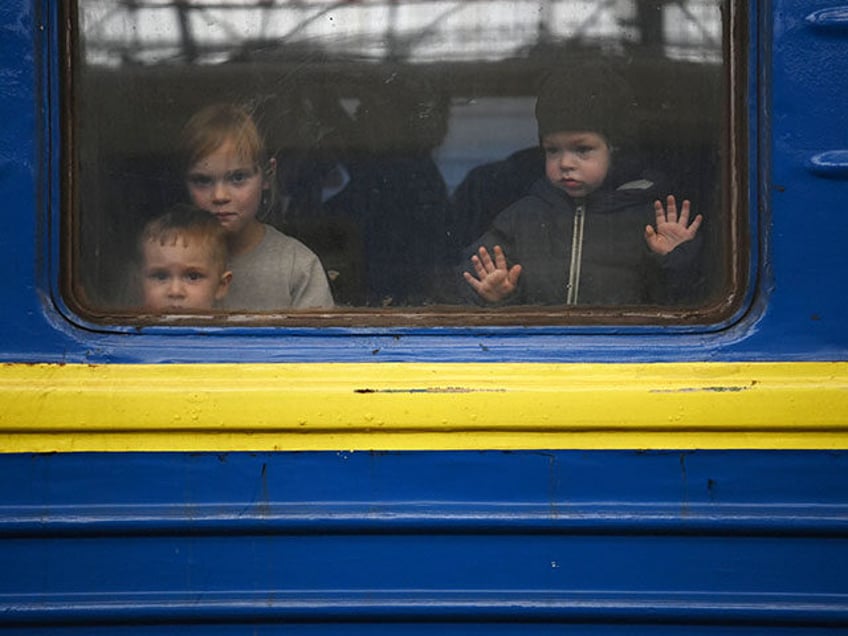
{"left": 185, "top": 139, "right": 269, "bottom": 237}
{"left": 142, "top": 237, "right": 231, "bottom": 312}
{"left": 542, "top": 131, "right": 611, "bottom": 198}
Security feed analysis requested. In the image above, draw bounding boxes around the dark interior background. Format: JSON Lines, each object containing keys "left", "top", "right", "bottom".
{"left": 71, "top": 0, "right": 728, "bottom": 314}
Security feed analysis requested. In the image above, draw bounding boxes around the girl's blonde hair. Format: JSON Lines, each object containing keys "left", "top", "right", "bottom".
{"left": 178, "top": 103, "right": 278, "bottom": 217}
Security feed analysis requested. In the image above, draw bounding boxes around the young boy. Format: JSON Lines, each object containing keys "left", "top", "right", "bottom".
{"left": 139, "top": 204, "right": 232, "bottom": 312}
{"left": 460, "top": 70, "right": 703, "bottom": 306}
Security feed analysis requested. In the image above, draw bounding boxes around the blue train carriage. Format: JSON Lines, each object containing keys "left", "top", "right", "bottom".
{"left": 1, "top": 0, "right": 847, "bottom": 633}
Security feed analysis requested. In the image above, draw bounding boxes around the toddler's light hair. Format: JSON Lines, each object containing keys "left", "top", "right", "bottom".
{"left": 139, "top": 204, "right": 228, "bottom": 271}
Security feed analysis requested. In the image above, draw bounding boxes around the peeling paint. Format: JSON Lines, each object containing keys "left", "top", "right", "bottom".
{"left": 650, "top": 385, "right": 750, "bottom": 393}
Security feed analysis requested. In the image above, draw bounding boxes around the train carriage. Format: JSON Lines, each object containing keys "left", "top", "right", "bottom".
{"left": 0, "top": 0, "right": 847, "bottom": 633}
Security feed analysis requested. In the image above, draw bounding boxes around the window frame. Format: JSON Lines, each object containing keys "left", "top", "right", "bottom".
{"left": 59, "top": 0, "right": 751, "bottom": 332}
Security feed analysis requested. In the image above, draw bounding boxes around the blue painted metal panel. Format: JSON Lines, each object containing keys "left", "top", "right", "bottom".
{"left": 2, "top": 626, "right": 847, "bottom": 636}
{"left": 0, "top": 2, "right": 845, "bottom": 633}
{"left": 0, "top": 0, "right": 843, "bottom": 363}
{"left": 0, "top": 451, "right": 846, "bottom": 632}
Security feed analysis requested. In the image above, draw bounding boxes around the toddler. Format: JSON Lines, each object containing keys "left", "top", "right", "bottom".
{"left": 460, "top": 70, "right": 703, "bottom": 306}
{"left": 139, "top": 205, "right": 232, "bottom": 312}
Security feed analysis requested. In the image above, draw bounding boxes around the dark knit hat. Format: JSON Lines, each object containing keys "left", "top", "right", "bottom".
{"left": 535, "top": 67, "right": 638, "bottom": 143}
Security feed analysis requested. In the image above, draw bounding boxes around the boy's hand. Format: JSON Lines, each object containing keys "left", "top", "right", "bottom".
{"left": 645, "top": 195, "right": 703, "bottom": 255}
{"left": 464, "top": 245, "right": 522, "bottom": 303}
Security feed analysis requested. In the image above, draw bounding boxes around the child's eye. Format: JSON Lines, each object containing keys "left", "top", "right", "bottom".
{"left": 576, "top": 146, "right": 594, "bottom": 156}
{"left": 187, "top": 174, "right": 214, "bottom": 188}
{"left": 147, "top": 270, "right": 169, "bottom": 282}
{"left": 543, "top": 146, "right": 559, "bottom": 156}
{"left": 227, "top": 171, "right": 252, "bottom": 185}
{"left": 185, "top": 271, "right": 206, "bottom": 282}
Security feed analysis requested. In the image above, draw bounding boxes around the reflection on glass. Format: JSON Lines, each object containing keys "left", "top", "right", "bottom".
{"left": 80, "top": 1, "right": 721, "bottom": 66}
{"left": 72, "top": 1, "right": 727, "bottom": 317}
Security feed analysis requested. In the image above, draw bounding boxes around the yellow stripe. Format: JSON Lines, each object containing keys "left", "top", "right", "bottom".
{"left": 0, "top": 362, "right": 846, "bottom": 451}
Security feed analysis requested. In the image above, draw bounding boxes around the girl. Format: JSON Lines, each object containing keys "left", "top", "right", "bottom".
{"left": 179, "top": 103, "right": 334, "bottom": 310}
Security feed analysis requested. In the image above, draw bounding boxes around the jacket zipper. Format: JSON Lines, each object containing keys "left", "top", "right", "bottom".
{"left": 566, "top": 201, "right": 585, "bottom": 304}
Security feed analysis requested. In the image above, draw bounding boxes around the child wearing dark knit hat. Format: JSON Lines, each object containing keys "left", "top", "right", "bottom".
{"left": 459, "top": 69, "right": 703, "bottom": 306}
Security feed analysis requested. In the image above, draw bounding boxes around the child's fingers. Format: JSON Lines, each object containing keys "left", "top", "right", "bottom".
{"left": 654, "top": 199, "right": 666, "bottom": 224}
{"left": 467, "top": 246, "right": 519, "bottom": 302}
{"left": 665, "top": 195, "right": 678, "bottom": 223}
{"left": 493, "top": 245, "right": 508, "bottom": 270}
{"left": 687, "top": 213, "right": 704, "bottom": 235}
{"left": 678, "top": 199, "right": 692, "bottom": 226}
{"left": 507, "top": 264, "right": 522, "bottom": 286}
{"left": 463, "top": 270, "right": 483, "bottom": 291}
{"left": 477, "top": 246, "right": 496, "bottom": 272}
{"left": 470, "top": 255, "right": 487, "bottom": 278}
{"left": 465, "top": 269, "right": 509, "bottom": 302}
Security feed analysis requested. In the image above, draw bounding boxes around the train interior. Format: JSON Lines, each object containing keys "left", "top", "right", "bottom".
{"left": 71, "top": 0, "right": 728, "bottom": 315}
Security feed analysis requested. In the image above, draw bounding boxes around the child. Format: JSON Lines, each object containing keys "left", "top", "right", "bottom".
{"left": 460, "top": 71, "right": 703, "bottom": 306}
{"left": 139, "top": 204, "right": 232, "bottom": 312}
{"left": 179, "top": 103, "right": 334, "bottom": 310}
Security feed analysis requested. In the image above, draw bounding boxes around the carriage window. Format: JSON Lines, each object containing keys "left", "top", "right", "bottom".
{"left": 66, "top": 0, "right": 743, "bottom": 326}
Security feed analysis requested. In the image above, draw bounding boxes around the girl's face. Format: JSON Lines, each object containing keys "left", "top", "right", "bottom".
{"left": 542, "top": 131, "right": 611, "bottom": 198}
{"left": 185, "top": 139, "right": 271, "bottom": 238}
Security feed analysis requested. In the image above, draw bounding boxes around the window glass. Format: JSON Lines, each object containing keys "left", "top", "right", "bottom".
{"left": 68, "top": 0, "right": 739, "bottom": 325}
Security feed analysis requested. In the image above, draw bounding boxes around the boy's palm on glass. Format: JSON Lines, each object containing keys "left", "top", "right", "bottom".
{"left": 465, "top": 245, "right": 522, "bottom": 302}
{"left": 645, "top": 195, "right": 703, "bottom": 255}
